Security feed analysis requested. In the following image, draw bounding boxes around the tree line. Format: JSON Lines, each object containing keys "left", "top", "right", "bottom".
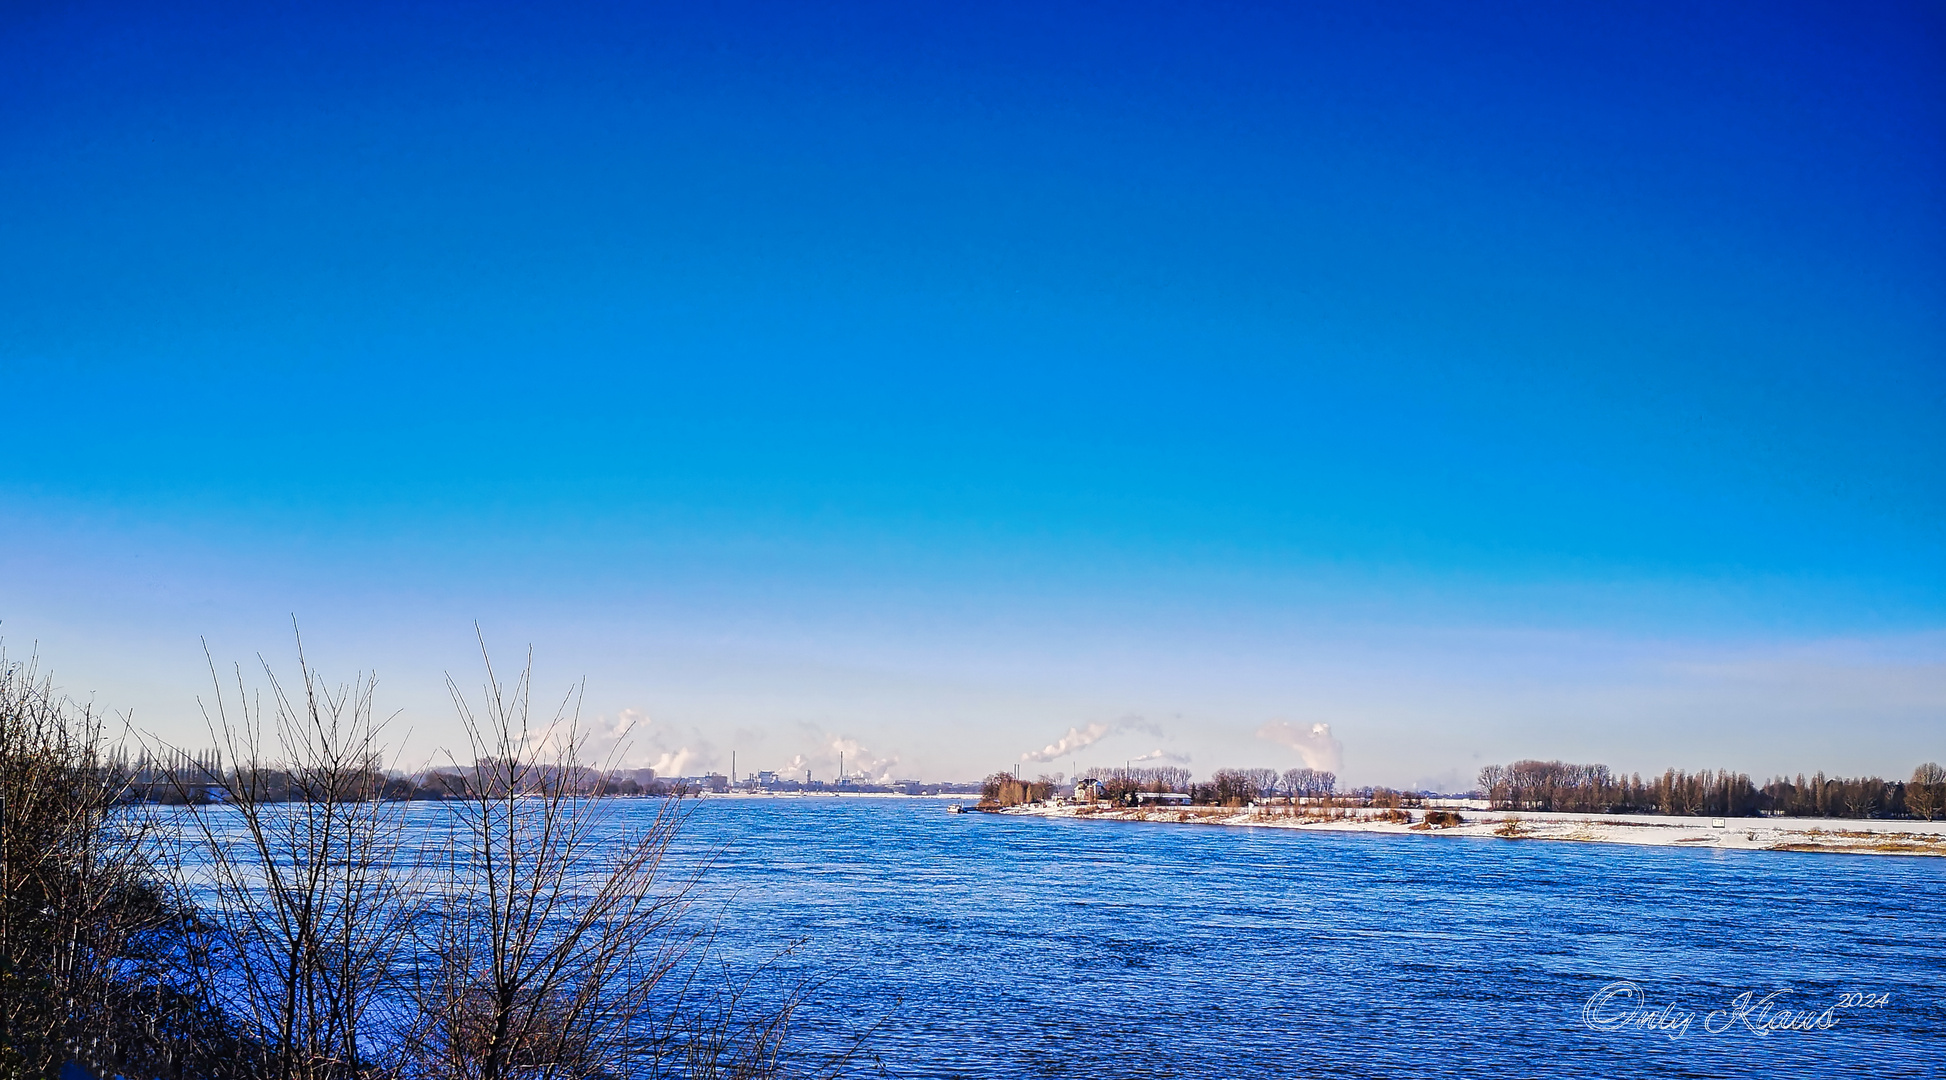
{"left": 1, "top": 646, "right": 873, "bottom": 1080}
{"left": 1178, "top": 768, "right": 1339, "bottom": 807}
{"left": 105, "top": 751, "right": 706, "bottom": 805}
{"left": 980, "top": 773, "right": 1058, "bottom": 806}
{"left": 1478, "top": 759, "right": 1946, "bottom": 819}
{"left": 980, "top": 755, "right": 1946, "bottom": 820}
{"left": 979, "top": 765, "right": 1341, "bottom": 808}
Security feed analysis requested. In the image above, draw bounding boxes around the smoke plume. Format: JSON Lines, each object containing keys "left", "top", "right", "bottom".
{"left": 1254, "top": 720, "right": 1344, "bottom": 773}
{"left": 1020, "top": 715, "right": 1161, "bottom": 763}
{"left": 780, "top": 727, "right": 901, "bottom": 783}
{"left": 1130, "top": 748, "right": 1192, "bottom": 765}
{"left": 534, "top": 707, "right": 718, "bottom": 777}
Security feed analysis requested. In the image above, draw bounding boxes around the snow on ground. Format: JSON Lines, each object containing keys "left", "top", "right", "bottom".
{"left": 995, "top": 803, "right": 1946, "bottom": 857}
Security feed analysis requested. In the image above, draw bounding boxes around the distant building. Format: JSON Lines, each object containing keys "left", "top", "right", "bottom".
{"left": 1133, "top": 791, "right": 1191, "bottom": 806}
{"left": 1424, "top": 797, "right": 1490, "bottom": 811}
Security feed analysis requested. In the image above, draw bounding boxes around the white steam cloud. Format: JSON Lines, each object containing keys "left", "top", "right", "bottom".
{"left": 1130, "top": 748, "right": 1192, "bottom": 765}
{"left": 780, "top": 728, "right": 902, "bottom": 784}
{"left": 1020, "top": 716, "right": 1162, "bottom": 763}
{"left": 1255, "top": 721, "right": 1344, "bottom": 773}
{"left": 533, "top": 708, "right": 718, "bottom": 777}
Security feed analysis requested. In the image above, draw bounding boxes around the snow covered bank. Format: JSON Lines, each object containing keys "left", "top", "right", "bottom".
{"left": 993, "top": 803, "right": 1946, "bottom": 856}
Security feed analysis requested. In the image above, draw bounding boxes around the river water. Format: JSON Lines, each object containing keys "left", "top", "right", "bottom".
{"left": 167, "top": 794, "right": 1942, "bottom": 1077}
{"left": 658, "top": 795, "right": 1941, "bottom": 1079}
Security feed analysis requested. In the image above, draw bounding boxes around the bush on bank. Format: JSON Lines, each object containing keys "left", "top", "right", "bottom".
{"left": 0, "top": 648, "right": 867, "bottom": 1080}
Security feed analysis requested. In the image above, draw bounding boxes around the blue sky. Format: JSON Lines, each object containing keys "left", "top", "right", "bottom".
{"left": 3, "top": 1, "right": 1942, "bottom": 785}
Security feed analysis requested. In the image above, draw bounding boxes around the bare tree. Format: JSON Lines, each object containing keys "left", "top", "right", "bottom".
{"left": 2, "top": 651, "right": 245, "bottom": 1079}
{"left": 399, "top": 643, "right": 700, "bottom": 1080}
{"left": 1206, "top": 770, "right": 1259, "bottom": 806}
{"left": 1282, "top": 768, "right": 1336, "bottom": 799}
{"left": 1238, "top": 769, "right": 1279, "bottom": 800}
{"left": 1908, "top": 763, "right": 1945, "bottom": 821}
{"left": 980, "top": 773, "right": 1052, "bottom": 806}
{"left": 7, "top": 632, "right": 864, "bottom": 1080}
{"left": 169, "top": 637, "right": 418, "bottom": 1080}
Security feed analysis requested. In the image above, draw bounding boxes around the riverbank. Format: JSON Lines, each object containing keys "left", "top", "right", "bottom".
{"left": 994, "top": 802, "right": 1946, "bottom": 856}
{"left": 706, "top": 790, "right": 976, "bottom": 799}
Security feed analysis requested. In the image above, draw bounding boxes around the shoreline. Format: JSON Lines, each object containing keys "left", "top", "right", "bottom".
{"left": 704, "top": 790, "right": 977, "bottom": 799}
{"left": 993, "top": 803, "right": 1946, "bottom": 857}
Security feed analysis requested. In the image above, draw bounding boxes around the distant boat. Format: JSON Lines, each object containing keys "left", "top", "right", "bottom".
{"left": 947, "top": 803, "right": 965, "bottom": 814}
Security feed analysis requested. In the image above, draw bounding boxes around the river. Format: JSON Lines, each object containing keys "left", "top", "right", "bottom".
{"left": 167, "top": 794, "right": 1942, "bottom": 1077}
{"left": 655, "top": 795, "right": 1942, "bottom": 1078}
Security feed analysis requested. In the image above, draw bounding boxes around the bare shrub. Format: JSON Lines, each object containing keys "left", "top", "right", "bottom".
{"left": 401, "top": 642, "right": 751, "bottom": 1080}
{"left": 166, "top": 637, "right": 418, "bottom": 1080}
{"left": 979, "top": 773, "right": 1051, "bottom": 807}
{"left": 1, "top": 652, "right": 248, "bottom": 1080}
{"left": 7, "top": 634, "right": 861, "bottom": 1080}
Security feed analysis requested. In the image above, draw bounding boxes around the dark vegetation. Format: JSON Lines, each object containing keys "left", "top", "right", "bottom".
{"left": 991, "top": 756, "right": 1943, "bottom": 823}
{"left": 1, "top": 656, "right": 250, "bottom": 1080}
{"left": 980, "top": 766, "right": 1330, "bottom": 809}
{"left": 1, "top": 644, "right": 874, "bottom": 1080}
{"left": 1063, "top": 766, "right": 1338, "bottom": 808}
{"left": 1479, "top": 760, "right": 1946, "bottom": 819}
{"left": 111, "top": 751, "right": 696, "bottom": 805}
{"left": 979, "top": 773, "right": 1056, "bottom": 807}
